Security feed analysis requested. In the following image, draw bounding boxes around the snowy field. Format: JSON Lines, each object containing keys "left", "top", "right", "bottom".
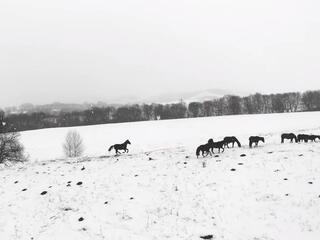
{"left": 1, "top": 112, "right": 320, "bottom": 240}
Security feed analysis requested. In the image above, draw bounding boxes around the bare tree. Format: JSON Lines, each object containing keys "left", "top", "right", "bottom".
{"left": 63, "top": 130, "right": 84, "bottom": 158}
{"left": 0, "top": 132, "right": 26, "bottom": 164}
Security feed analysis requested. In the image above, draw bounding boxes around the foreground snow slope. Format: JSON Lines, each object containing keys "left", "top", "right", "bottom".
{"left": 20, "top": 112, "right": 320, "bottom": 162}
{"left": 0, "top": 112, "right": 320, "bottom": 240}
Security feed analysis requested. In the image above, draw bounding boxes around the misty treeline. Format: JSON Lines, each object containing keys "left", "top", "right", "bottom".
{"left": 1, "top": 90, "right": 320, "bottom": 133}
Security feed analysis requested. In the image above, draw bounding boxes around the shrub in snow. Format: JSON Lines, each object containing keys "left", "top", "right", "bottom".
{"left": 63, "top": 130, "right": 84, "bottom": 158}
{"left": 0, "top": 132, "right": 27, "bottom": 164}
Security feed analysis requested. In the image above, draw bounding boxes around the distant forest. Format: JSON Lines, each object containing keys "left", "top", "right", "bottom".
{"left": 1, "top": 90, "right": 320, "bottom": 133}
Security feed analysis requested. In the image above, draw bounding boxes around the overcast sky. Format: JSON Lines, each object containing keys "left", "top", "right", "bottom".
{"left": 1, "top": 0, "right": 320, "bottom": 107}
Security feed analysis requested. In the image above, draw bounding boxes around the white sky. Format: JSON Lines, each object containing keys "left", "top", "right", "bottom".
{"left": 1, "top": 0, "right": 320, "bottom": 107}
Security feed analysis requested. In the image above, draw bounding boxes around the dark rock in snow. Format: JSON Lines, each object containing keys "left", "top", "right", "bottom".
{"left": 284, "top": 178, "right": 288, "bottom": 181}
{"left": 77, "top": 182, "right": 83, "bottom": 186}
{"left": 309, "top": 182, "right": 313, "bottom": 185}
{"left": 230, "top": 168, "right": 236, "bottom": 171}
{"left": 238, "top": 163, "right": 243, "bottom": 165}
{"left": 81, "top": 167, "right": 85, "bottom": 171}
{"left": 41, "top": 191, "right": 47, "bottom": 195}
{"left": 78, "top": 217, "right": 84, "bottom": 222}
{"left": 200, "top": 235, "right": 213, "bottom": 239}
{"left": 240, "top": 154, "right": 246, "bottom": 157}
{"left": 22, "top": 189, "right": 27, "bottom": 192}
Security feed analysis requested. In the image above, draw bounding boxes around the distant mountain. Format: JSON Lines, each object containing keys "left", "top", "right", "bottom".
{"left": 104, "top": 88, "right": 248, "bottom": 105}
{"left": 5, "top": 89, "right": 247, "bottom": 115}
{"left": 141, "top": 88, "right": 248, "bottom": 104}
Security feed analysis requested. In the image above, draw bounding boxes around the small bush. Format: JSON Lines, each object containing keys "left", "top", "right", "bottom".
{"left": 0, "top": 132, "right": 26, "bottom": 164}
{"left": 63, "top": 130, "right": 84, "bottom": 158}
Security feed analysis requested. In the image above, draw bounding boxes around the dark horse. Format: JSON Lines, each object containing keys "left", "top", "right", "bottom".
{"left": 297, "top": 134, "right": 310, "bottom": 143}
{"left": 210, "top": 140, "right": 225, "bottom": 153}
{"left": 281, "top": 133, "right": 297, "bottom": 143}
{"left": 223, "top": 136, "right": 241, "bottom": 148}
{"left": 309, "top": 135, "right": 320, "bottom": 142}
{"left": 196, "top": 139, "right": 213, "bottom": 158}
{"left": 108, "top": 140, "right": 131, "bottom": 154}
{"left": 298, "top": 134, "right": 320, "bottom": 143}
{"left": 249, "top": 136, "right": 265, "bottom": 148}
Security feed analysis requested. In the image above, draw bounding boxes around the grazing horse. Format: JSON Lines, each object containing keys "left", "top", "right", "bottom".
{"left": 249, "top": 136, "right": 265, "bottom": 148}
{"left": 297, "top": 134, "right": 310, "bottom": 143}
{"left": 108, "top": 140, "right": 131, "bottom": 154}
{"left": 223, "top": 136, "right": 241, "bottom": 148}
{"left": 210, "top": 140, "right": 225, "bottom": 153}
{"left": 309, "top": 135, "right": 320, "bottom": 142}
{"left": 281, "top": 133, "right": 298, "bottom": 143}
{"left": 196, "top": 139, "right": 213, "bottom": 158}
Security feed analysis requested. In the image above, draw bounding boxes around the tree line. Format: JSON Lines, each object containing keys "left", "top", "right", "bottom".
{"left": 1, "top": 90, "right": 320, "bottom": 133}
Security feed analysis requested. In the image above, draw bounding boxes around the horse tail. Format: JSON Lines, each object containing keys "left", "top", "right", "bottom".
{"left": 235, "top": 138, "right": 241, "bottom": 147}
{"left": 249, "top": 140, "right": 252, "bottom": 148}
{"left": 196, "top": 146, "right": 201, "bottom": 158}
{"left": 108, "top": 145, "right": 114, "bottom": 152}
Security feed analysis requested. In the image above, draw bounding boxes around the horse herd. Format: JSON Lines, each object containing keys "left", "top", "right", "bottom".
{"left": 196, "top": 133, "right": 320, "bottom": 158}
{"left": 281, "top": 133, "right": 320, "bottom": 143}
{"left": 107, "top": 133, "right": 320, "bottom": 158}
{"left": 195, "top": 136, "right": 265, "bottom": 158}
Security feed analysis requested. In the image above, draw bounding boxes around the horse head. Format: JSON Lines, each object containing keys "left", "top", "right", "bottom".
{"left": 208, "top": 138, "right": 214, "bottom": 144}
{"left": 125, "top": 140, "right": 131, "bottom": 145}
{"left": 261, "top": 137, "right": 265, "bottom": 143}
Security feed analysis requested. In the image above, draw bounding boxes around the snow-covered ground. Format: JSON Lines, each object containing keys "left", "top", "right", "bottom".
{"left": 1, "top": 112, "right": 320, "bottom": 240}
{"left": 20, "top": 112, "right": 320, "bottom": 162}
